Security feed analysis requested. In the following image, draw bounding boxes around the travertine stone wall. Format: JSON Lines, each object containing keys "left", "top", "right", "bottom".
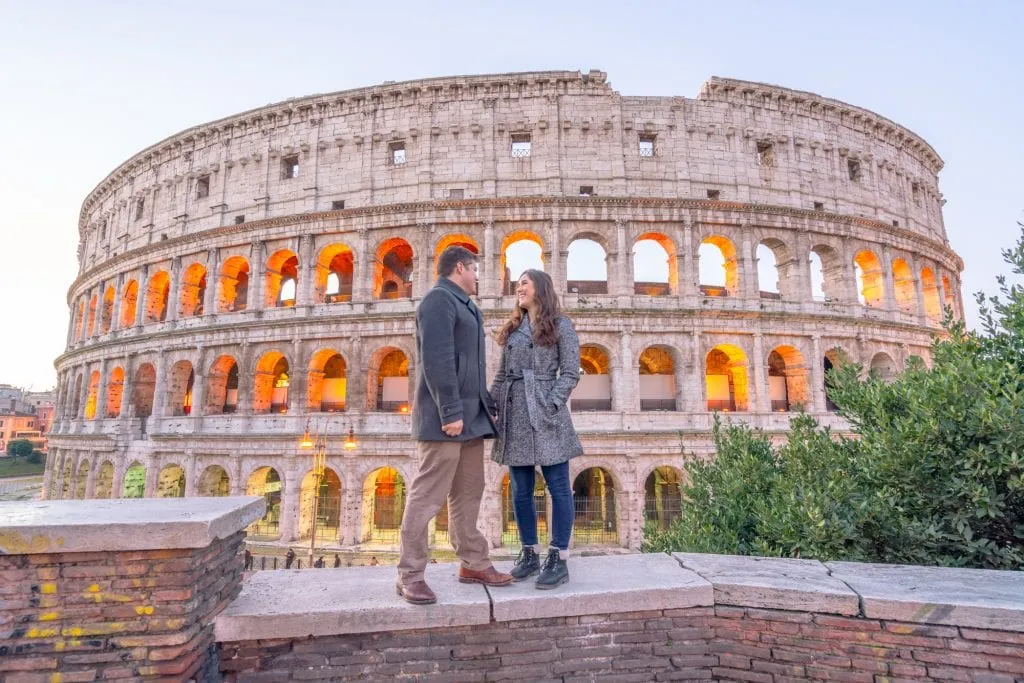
{"left": 48, "top": 70, "right": 965, "bottom": 553}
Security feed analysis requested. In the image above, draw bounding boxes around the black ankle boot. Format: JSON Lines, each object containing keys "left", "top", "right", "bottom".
{"left": 535, "top": 548, "right": 568, "bottom": 590}
{"left": 510, "top": 546, "right": 540, "bottom": 581}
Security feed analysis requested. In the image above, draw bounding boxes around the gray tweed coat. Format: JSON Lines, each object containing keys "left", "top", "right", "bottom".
{"left": 489, "top": 315, "right": 584, "bottom": 466}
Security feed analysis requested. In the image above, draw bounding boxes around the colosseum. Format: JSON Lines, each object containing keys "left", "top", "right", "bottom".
{"left": 47, "top": 69, "right": 963, "bottom": 557}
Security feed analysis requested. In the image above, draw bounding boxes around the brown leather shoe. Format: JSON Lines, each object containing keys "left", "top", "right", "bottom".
{"left": 458, "top": 565, "right": 514, "bottom": 587}
{"left": 396, "top": 580, "right": 437, "bottom": 605}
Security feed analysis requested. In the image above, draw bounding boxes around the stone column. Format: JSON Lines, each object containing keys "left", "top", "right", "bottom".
{"left": 204, "top": 248, "right": 220, "bottom": 316}
{"left": 236, "top": 343, "right": 253, "bottom": 415}
{"left": 94, "top": 358, "right": 109, "bottom": 420}
{"left": 912, "top": 255, "right": 926, "bottom": 319}
{"left": 190, "top": 347, "right": 207, "bottom": 422}
{"left": 167, "top": 256, "right": 182, "bottom": 322}
{"left": 841, "top": 238, "right": 859, "bottom": 303}
{"left": 880, "top": 245, "right": 896, "bottom": 311}
{"left": 548, "top": 218, "right": 564, "bottom": 294}
{"left": 111, "top": 273, "right": 124, "bottom": 332}
{"left": 135, "top": 265, "right": 148, "bottom": 327}
{"left": 248, "top": 241, "right": 265, "bottom": 312}
{"left": 740, "top": 227, "right": 758, "bottom": 300}
{"left": 296, "top": 234, "right": 314, "bottom": 307}
{"left": 685, "top": 332, "right": 703, "bottom": 412}
{"left": 151, "top": 350, "right": 169, "bottom": 419}
{"left": 810, "top": 335, "right": 825, "bottom": 413}
{"left": 936, "top": 269, "right": 949, "bottom": 318}
{"left": 415, "top": 222, "right": 434, "bottom": 299}
{"left": 85, "top": 460, "right": 98, "bottom": 499}
{"left": 615, "top": 329, "right": 635, "bottom": 413}
{"left": 289, "top": 339, "right": 306, "bottom": 415}
{"left": 480, "top": 220, "right": 496, "bottom": 300}
{"left": 346, "top": 336, "right": 365, "bottom": 414}
{"left": 681, "top": 220, "right": 696, "bottom": 304}
{"left": 752, "top": 333, "right": 769, "bottom": 412}
{"left": 353, "top": 228, "right": 370, "bottom": 302}
{"left": 119, "top": 354, "right": 134, "bottom": 420}
{"left": 77, "top": 365, "right": 90, "bottom": 420}
{"left": 280, "top": 459, "right": 301, "bottom": 542}
{"left": 613, "top": 219, "right": 631, "bottom": 296}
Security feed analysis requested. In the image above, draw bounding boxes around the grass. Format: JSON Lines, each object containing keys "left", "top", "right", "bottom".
{"left": 0, "top": 456, "right": 46, "bottom": 478}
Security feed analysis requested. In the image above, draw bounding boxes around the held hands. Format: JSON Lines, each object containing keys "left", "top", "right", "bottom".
{"left": 442, "top": 419, "right": 464, "bottom": 437}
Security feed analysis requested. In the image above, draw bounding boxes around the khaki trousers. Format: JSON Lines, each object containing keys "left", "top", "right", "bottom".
{"left": 397, "top": 438, "right": 491, "bottom": 584}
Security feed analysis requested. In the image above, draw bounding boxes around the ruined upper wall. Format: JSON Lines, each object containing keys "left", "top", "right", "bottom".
{"left": 76, "top": 70, "right": 948, "bottom": 272}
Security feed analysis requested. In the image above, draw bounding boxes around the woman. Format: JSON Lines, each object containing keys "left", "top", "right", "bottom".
{"left": 490, "top": 269, "right": 583, "bottom": 589}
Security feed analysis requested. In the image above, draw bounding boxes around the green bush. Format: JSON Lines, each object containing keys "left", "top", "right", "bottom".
{"left": 6, "top": 439, "right": 34, "bottom": 458}
{"left": 644, "top": 225, "right": 1024, "bottom": 569}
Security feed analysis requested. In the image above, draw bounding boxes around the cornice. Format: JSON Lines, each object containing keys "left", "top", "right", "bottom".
{"left": 67, "top": 196, "right": 963, "bottom": 300}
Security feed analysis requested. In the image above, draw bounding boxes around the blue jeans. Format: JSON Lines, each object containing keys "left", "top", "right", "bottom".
{"left": 509, "top": 462, "right": 574, "bottom": 551}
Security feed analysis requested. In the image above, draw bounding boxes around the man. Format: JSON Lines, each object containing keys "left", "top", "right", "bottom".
{"left": 397, "top": 245, "right": 514, "bottom": 605}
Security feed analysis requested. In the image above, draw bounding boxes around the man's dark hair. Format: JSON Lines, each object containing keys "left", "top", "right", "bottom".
{"left": 437, "top": 245, "right": 478, "bottom": 277}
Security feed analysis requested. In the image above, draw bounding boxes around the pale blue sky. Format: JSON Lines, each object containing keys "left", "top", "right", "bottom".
{"left": 1, "top": 0, "right": 1021, "bottom": 389}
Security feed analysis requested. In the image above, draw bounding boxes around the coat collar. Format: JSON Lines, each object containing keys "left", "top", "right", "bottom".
{"left": 436, "top": 276, "right": 471, "bottom": 304}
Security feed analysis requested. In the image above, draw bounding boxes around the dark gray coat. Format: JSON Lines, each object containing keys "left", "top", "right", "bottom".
{"left": 412, "top": 278, "right": 497, "bottom": 442}
{"left": 489, "top": 315, "right": 583, "bottom": 466}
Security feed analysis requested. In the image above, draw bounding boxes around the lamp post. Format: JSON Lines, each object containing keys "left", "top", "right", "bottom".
{"left": 298, "top": 421, "right": 357, "bottom": 566}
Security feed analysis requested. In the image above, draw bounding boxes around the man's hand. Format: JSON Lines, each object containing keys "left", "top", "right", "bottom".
{"left": 442, "top": 419, "right": 464, "bottom": 437}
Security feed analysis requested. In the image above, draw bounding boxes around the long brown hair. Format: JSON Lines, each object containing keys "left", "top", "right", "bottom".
{"left": 496, "top": 269, "right": 561, "bottom": 346}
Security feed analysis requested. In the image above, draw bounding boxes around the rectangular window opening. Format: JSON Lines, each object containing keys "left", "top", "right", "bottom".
{"left": 196, "top": 175, "right": 210, "bottom": 199}
{"left": 99, "top": 222, "right": 107, "bottom": 240}
{"left": 892, "top": 219, "right": 900, "bottom": 228}
{"left": 389, "top": 141, "right": 406, "bottom": 165}
{"left": 638, "top": 134, "right": 655, "bottom": 157}
{"left": 448, "top": 188, "right": 464, "bottom": 200}
{"left": 331, "top": 200, "right": 346, "bottom": 210}
{"left": 706, "top": 189, "right": 721, "bottom": 200}
{"left": 847, "top": 159, "right": 861, "bottom": 182}
{"left": 756, "top": 141, "right": 775, "bottom": 167}
{"left": 813, "top": 201, "right": 824, "bottom": 211}
{"left": 510, "top": 134, "right": 531, "bottom": 158}
{"left": 912, "top": 182, "right": 921, "bottom": 205}
{"left": 233, "top": 215, "right": 245, "bottom": 225}
{"left": 281, "top": 155, "right": 300, "bottom": 179}
{"left": 579, "top": 185, "right": 595, "bottom": 197}
{"left": 134, "top": 199, "right": 145, "bottom": 222}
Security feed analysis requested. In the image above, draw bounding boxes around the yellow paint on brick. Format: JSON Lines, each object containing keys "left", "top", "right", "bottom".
{"left": 61, "top": 623, "right": 124, "bottom": 637}
{"left": 888, "top": 624, "right": 913, "bottom": 634}
{"left": 134, "top": 605, "right": 154, "bottom": 616}
{"left": 40, "top": 583, "right": 57, "bottom": 594}
{"left": 54, "top": 641, "right": 65, "bottom": 652}
{"left": 40, "top": 611, "right": 60, "bottom": 621}
{"left": 86, "top": 584, "right": 100, "bottom": 593}
{"left": 40, "top": 596, "right": 59, "bottom": 609}
{"left": 0, "top": 531, "right": 53, "bottom": 554}
{"left": 27, "top": 627, "right": 60, "bottom": 638}
{"left": 50, "top": 674, "right": 61, "bottom": 683}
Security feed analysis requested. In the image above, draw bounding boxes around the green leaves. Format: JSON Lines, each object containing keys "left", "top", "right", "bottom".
{"left": 644, "top": 224, "right": 1024, "bottom": 570}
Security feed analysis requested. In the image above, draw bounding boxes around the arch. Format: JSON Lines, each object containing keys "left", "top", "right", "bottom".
{"left": 60, "top": 460, "right": 73, "bottom": 499}
{"left": 144, "top": 270, "right": 171, "bottom": 322}
{"left": 501, "top": 230, "right": 545, "bottom": 295}
{"left": 369, "top": 347, "right": 410, "bottom": 413}
{"left": 941, "top": 274, "right": 956, "bottom": 314}
{"left": 156, "top": 464, "right": 185, "bottom": 498}
{"left": 120, "top": 279, "right": 139, "bottom": 328}
{"left": 122, "top": 462, "right": 146, "bottom": 498}
{"left": 205, "top": 355, "right": 239, "bottom": 415}
{"left": 74, "top": 460, "right": 89, "bottom": 499}
{"left": 308, "top": 349, "right": 347, "bottom": 412}
{"left": 105, "top": 367, "right": 125, "bottom": 418}
{"left": 298, "top": 467, "right": 342, "bottom": 543}
{"left": 566, "top": 236, "right": 608, "bottom": 295}
{"left": 265, "top": 249, "right": 298, "bottom": 308}
{"left": 246, "top": 467, "right": 283, "bottom": 539}
{"left": 83, "top": 371, "right": 100, "bottom": 420}
{"left": 315, "top": 243, "right": 355, "bottom": 304}
{"left": 891, "top": 257, "right": 916, "bottom": 313}
{"left": 131, "top": 363, "right": 156, "bottom": 418}
{"left": 178, "top": 262, "right": 207, "bottom": 318}
{"left": 217, "top": 256, "right": 250, "bottom": 312}
{"left": 854, "top": 250, "right": 884, "bottom": 308}
{"left": 433, "top": 234, "right": 480, "bottom": 275}
{"left": 644, "top": 466, "right": 684, "bottom": 531}
{"left": 75, "top": 299, "right": 86, "bottom": 340}
{"left": 767, "top": 345, "right": 809, "bottom": 412}
{"left": 361, "top": 466, "right": 406, "bottom": 545}
{"left": 575, "top": 344, "right": 612, "bottom": 411}
{"left": 758, "top": 238, "right": 796, "bottom": 299}
{"left": 823, "top": 347, "right": 851, "bottom": 412}
{"left": 705, "top": 344, "right": 749, "bottom": 412}
{"left": 638, "top": 345, "right": 677, "bottom": 411}
{"left": 374, "top": 238, "right": 414, "bottom": 300}
{"left": 633, "top": 233, "right": 677, "bottom": 296}
{"left": 100, "top": 286, "right": 115, "bottom": 334}
{"left": 808, "top": 245, "right": 840, "bottom": 302}
{"left": 869, "top": 352, "right": 898, "bottom": 382}
{"left": 500, "top": 471, "right": 549, "bottom": 547}
{"left": 166, "top": 360, "right": 195, "bottom": 416}
{"left": 253, "top": 351, "right": 289, "bottom": 414}
{"left": 86, "top": 293, "right": 98, "bottom": 337}
{"left": 573, "top": 467, "right": 618, "bottom": 545}
{"left": 921, "top": 267, "right": 941, "bottom": 320}
{"left": 197, "top": 465, "right": 230, "bottom": 496}
{"left": 94, "top": 461, "right": 114, "bottom": 499}
{"left": 698, "top": 235, "right": 738, "bottom": 296}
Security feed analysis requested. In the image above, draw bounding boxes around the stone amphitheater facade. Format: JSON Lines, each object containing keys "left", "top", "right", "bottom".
{"left": 46, "top": 69, "right": 963, "bottom": 553}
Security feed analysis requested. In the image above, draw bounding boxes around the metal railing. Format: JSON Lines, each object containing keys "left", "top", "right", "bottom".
{"left": 571, "top": 398, "right": 612, "bottom": 412}
{"left": 501, "top": 491, "right": 549, "bottom": 547}
{"left": 706, "top": 399, "right": 736, "bottom": 412}
{"left": 376, "top": 400, "right": 409, "bottom": 413}
{"left": 572, "top": 496, "right": 618, "bottom": 545}
{"left": 643, "top": 495, "right": 682, "bottom": 531}
{"left": 318, "top": 401, "right": 346, "bottom": 413}
{"left": 640, "top": 399, "right": 676, "bottom": 412}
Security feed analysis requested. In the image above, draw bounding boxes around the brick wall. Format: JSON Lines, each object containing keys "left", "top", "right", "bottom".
{"left": 217, "top": 606, "right": 1024, "bottom": 682}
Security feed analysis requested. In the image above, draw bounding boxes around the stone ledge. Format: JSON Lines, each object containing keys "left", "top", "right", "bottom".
{"left": 827, "top": 561, "right": 1024, "bottom": 631}
{"left": 215, "top": 563, "right": 492, "bottom": 641}
{"left": 675, "top": 552, "right": 860, "bottom": 616}
{"left": 0, "top": 496, "right": 265, "bottom": 554}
